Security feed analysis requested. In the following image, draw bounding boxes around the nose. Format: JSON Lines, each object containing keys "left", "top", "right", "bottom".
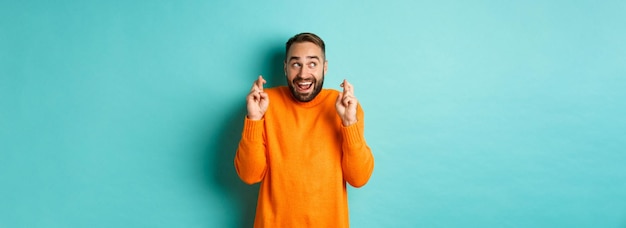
{"left": 298, "top": 66, "right": 306, "bottom": 75}
{"left": 294, "top": 67, "right": 305, "bottom": 78}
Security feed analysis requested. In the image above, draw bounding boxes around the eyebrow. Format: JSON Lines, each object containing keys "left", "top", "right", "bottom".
{"left": 288, "top": 56, "right": 321, "bottom": 62}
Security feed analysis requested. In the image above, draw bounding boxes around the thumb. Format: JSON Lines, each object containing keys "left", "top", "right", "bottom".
{"left": 336, "top": 91, "right": 344, "bottom": 106}
{"left": 260, "top": 91, "right": 269, "bottom": 100}
{"left": 335, "top": 93, "right": 344, "bottom": 111}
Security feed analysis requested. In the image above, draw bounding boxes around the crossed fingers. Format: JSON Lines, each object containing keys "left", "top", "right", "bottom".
{"left": 340, "top": 79, "right": 356, "bottom": 106}
{"left": 251, "top": 75, "right": 266, "bottom": 93}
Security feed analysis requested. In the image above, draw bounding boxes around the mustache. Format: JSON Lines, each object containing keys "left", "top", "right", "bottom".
{"left": 292, "top": 77, "right": 316, "bottom": 83}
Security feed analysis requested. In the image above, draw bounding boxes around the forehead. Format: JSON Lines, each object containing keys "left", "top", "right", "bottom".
{"left": 287, "top": 42, "right": 324, "bottom": 59}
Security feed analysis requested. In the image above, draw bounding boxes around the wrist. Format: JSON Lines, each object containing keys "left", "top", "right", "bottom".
{"left": 247, "top": 114, "right": 263, "bottom": 121}
{"left": 342, "top": 119, "right": 357, "bottom": 127}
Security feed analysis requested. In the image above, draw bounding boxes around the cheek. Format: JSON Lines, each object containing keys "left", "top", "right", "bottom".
{"left": 285, "top": 72, "right": 297, "bottom": 81}
{"left": 316, "top": 68, "right": 325, "bottom": 77}
{"left": 287, "top": 68, "right": 299, "bottom": 74}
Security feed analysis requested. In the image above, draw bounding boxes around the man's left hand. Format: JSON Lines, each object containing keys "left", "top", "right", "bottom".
{"left": 336, "top": 79, "right": 358, "bottom": 126}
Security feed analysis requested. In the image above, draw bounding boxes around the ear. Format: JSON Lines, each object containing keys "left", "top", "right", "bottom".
{"left": 283, "top": 60, "right": 287, "bottom": 76}
{"left": 324, "top": 60, "right": 328, "bottom": 75}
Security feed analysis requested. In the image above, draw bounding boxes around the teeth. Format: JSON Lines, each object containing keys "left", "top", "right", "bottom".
{"left": 298, "top": 82, "right": 312, "bottom": 86}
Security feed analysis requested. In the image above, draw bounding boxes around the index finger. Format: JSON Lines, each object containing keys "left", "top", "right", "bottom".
{"left": 251, "top": 75, "right": 266, "bottom": 92}
{"left": 256, "top": 75, "right": 266, "bottom": 91}
{"left": 341, "top": 79, "right": 354, "bottom": 94}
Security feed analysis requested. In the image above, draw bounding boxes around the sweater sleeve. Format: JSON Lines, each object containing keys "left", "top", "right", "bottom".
{"left": 341, "top": 105, "right": 374, "bottom": 188}
{"left": 234, "top": 117, "right": 268, "bottom": 185}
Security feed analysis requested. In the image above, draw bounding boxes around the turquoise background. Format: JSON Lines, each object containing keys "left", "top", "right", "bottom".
{"left": 2, "top": 0, "right": 625, "bottom": 227}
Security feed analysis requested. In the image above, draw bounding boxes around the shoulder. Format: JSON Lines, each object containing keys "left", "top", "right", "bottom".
{"left": 322, "top": 88, "right": 340, "bottom": 97}
{"left": 323, "top": 88, "right": 340, "bottom": 94}
{"left": 319, "top": 89, "right": 341, "bottom": 105}
{"left": 265, "top": 86, "right": 287, "bottom": 97}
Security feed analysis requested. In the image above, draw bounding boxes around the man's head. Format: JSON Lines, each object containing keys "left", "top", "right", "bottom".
{"left": 284, "top": 33, "right": 328, "bottom": 102}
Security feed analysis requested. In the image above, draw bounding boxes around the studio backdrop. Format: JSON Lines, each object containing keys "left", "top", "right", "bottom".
{"left": 1, "top": 0, "right": 625, "bottom": 227}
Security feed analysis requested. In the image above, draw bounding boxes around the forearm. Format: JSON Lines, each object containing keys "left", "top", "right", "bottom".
{"left": 341, "top": 122, "right": 374, "bottom": 188}
{"left": 234, "top": 118, "right": 267, "bottom": 185}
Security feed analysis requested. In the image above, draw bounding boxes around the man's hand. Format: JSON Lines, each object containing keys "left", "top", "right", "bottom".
{"left": 247, "top": 75, "right": 269, "bottom": 120}
{"left": 336, "top": 79, "right": 358, "bottom": 126}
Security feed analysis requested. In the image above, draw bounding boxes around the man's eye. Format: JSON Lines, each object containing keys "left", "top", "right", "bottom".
{"left": 292, "top": 63, "right": 301, "bottom": 67}
{"left": 309, "top": 62, "right": 317, "bottom": 68}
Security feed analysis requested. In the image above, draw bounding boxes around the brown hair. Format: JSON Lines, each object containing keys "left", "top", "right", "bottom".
{"left": 285, "top": 32, "right": 326, "bottom": 61}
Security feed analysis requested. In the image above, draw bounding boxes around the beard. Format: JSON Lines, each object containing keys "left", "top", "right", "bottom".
{"left": 287, "top": 73, "right": 325, "bottom": 102}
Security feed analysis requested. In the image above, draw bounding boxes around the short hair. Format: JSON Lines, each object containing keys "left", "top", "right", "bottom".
{"left": 285, "top": 32, "right": 326, "bottom": 61}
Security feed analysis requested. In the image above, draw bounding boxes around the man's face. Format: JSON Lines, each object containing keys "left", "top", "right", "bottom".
{"left": 284, "top": 42, "right": 327, "bottom": 102}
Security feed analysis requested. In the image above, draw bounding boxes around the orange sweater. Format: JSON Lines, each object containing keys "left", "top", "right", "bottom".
{"left": 235, "top": 86, "right": 374, "bottom": 227}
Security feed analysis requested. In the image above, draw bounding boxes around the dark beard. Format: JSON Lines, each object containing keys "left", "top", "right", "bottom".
{"left": 288, "top": 74, "right": 324, "bottom": 102}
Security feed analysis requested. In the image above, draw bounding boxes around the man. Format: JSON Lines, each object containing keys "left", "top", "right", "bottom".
{"left": 234, "top": 32, "right": 374, "bottom": 227}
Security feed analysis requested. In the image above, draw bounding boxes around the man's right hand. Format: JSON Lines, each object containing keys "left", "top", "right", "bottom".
{"left": 246, "top": 75, "right": 269, "bottom": 120}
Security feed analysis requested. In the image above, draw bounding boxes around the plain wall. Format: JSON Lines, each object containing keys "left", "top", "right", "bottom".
{"left": 1, "top": 0, "right": 625, "bottom": 227}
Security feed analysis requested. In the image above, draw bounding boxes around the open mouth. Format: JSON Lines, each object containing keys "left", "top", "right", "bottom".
{"left": 295, "top": 81, "right": 313, "bottom": 92}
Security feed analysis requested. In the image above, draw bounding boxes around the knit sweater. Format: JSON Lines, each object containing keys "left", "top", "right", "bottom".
{"left": 235, "top": 86, "right": 374, "bottom": 228}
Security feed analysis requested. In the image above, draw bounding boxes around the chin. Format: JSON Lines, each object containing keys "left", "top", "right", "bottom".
{"left": 296, "top": 94, "right": 315, "bottom": 102}
{"left": 289, "top": 87, "right": 319, "bottom": 102}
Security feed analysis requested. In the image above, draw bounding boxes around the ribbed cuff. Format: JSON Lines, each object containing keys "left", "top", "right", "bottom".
{"left": 243, "top": 117, "right": 264, "bottom": 142}
{"left": 341, "top": 123, "right": 364, "bottom": 146}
